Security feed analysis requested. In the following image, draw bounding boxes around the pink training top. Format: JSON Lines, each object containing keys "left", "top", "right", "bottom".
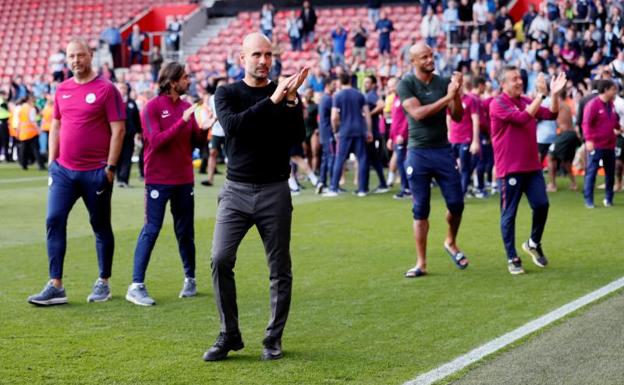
{"left": 480, "top": 96, "right": 493, "bottom": 135}
{"left": 582, "top": 97, "right": 619, "bottom": 150}
{"left": 490, "top": 92, "right": 557, "bottom": 178}
{"left": 141, "top": 94, "right": 204, "bottom": 185}
{"left": 389, "top": 96, "right": 408, "bottom": 142}
{"left": 448, "top": 94, "right": 478, "bottom": 144}
{"left": 54, "top": 76, "right": 126, "bottom": 171}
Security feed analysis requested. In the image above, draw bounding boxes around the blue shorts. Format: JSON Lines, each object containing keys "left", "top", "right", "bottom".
{"left": 405, "top": 146, "right": 464, "bottom": 220}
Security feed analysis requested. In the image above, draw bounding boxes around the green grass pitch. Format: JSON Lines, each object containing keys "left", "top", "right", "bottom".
{"left": 0, "top": 164, "right": 622, "bottom": 385}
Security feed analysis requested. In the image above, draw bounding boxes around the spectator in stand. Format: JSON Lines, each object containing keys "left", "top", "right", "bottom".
{"left": 443, "top": 1, "right": 460, "bottom": 45}
{"left": 11, "top": 76, "right": 29, "bottom": 102}
{"left": 100, "top": 20, "right": 123, "bottom": 68}
{"left": 307, "top": 67, "right": 326, "bottom": 93}
{"left": 286, "top": 11, "right": 303, "bottom": 52}
{"left": 98, "top": 62, "right": 116, "bottom": 83}
{"left": 375, "top": 10, "right": 394, "bottom": 58}
{"left": 49, "top": 48, "right": 66, "bottom": 82}
{"left": 166, "top": 16, "right": 183, "bottom": 53}
{"left": 522, "top": 4, "right": 538, "bottom": 37}
{"left": 457, "top": 0, "right": 473, "bottom": 42}
{"left": 368, "top": 0, "right": 382, "bottom": 25}
{"left": 127, "top": 25, "right": 146, "bottom": 65}
{"left": 582, "top": 79, "right": 621, "bottom": 208}
{"left": 331, "top": 24, "right": 348, "bottom": 67}
{"left": 421, "top": 6, "right": 442, "bottom": 48}
{"left": 260, "top": 3, "right": 275, "bottom": 40}
{"left": 472, "top": 0, "right": 488, "bottom": 34}
{"left": 300, "top": 1, "right": 317, "bottom": 44}
{"left": 149, "top": 46, "right": 164, "bottom": 83}
{"left": 317, "top": 37, "right": 333, "bottom": 73}
{"left": 528, "top": 7, "right": 551, "bottom": 44}
{"left": 352, "top": 21, "right": 368, "bottom": 63}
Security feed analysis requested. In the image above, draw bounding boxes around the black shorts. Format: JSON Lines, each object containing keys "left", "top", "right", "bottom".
{"left": 289, "top": 143, "right": 304, "bottom": 157}
{"left": 538, "top": 143, "right": 551, "bottom": 158}
{"left": 549, "top": 131, "right": 580, "bottom": 162}
{"left": 616, "top": 135, "right": 624, "bottom": 161}
{"left": 209, "top": 135, "right": 225, "bottom": 151}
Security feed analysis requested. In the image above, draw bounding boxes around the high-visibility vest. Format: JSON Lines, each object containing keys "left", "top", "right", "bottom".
{"left": 0, "top": 101, "right": 9, "bottom": 120}
{"left": 17, "top": 105, "right": 38, "bottom": 141}
{"left": 41, "top": 104, "right": 53, "bottom": 132}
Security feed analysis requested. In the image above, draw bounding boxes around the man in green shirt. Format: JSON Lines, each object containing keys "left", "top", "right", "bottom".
{"left": 397, "top": 42, "right": 470, "bottom": 278}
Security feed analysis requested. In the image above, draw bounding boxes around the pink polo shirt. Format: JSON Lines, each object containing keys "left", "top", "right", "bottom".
{"left": 448, "top": 94, "right": 478, "bottom": 144}
{"left": 582, "top": 97, "right": 619, "bottom": 150}
{"left": 389, "top": 96, "right": 408, "bottom": 142}
{"left": 53, "top": 76, "right": 125, "bottom": 171}
{"left": 141, "top": 94, "right": 204, "bottom": 185}
{"left": 480, "top": 96, "right": 493, "bottom": 135}
{"left": 490, "top": 92, "right": 557, "bottom": 178}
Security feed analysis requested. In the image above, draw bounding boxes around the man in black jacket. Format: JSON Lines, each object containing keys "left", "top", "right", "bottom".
{"left": 115, "top": 82, "right": 141, "bottom": 187}
{"left": 300, "top": 1, "right": 317, "bottom": 44}
{"left": 203, "top": 32, "right": 307, "bottom": 362}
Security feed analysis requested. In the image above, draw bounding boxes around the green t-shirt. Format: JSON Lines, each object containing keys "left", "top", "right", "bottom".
{"left": 397, "top": 73, "right": 450, "bottom": 149}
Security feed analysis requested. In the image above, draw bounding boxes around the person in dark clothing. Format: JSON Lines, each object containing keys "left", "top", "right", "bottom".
{"left": 363, "top": 75, "right": 388, "bottom": 193}
{"left": 299, "top": 1, "right": 317, "bottom": 43}
{"left": 0, "top": 90, "right": 12, "bottom": 162}
{"left": 203, "top": 33, "right": 307, "bottom": 363}
{"left": 114, "top": 82, "right": 142, "bottom": 187}
{"left": 560, "top": 55, "right": 600, "bottom": 86}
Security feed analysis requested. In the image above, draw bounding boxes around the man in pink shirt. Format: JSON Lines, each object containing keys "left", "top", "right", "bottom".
{"left": 125, "top": 63, "right": 207, "bottom": 306}
{"left": 447, "top": 79, "right": 480, "bottom": 196}
{"left": 490, "top": 67, "right": 566, "bottom": 275}
{"left": 472, "top": 76, "right": 495, "bottom": 196}
{"left": 387, "top": 87, "right": 410, "bottom": 199}
{"left": 28, "top": 38, "right": 126, "bottom": 305}
{"left": 582, "top": 79, "right": 621, "bottom": 208}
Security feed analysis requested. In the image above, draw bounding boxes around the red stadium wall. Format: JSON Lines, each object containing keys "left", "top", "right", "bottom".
{"left": 120, "top": 4, "right": 198, "bottom": 66}
{"left": 509, "top": 0, "right": 543, "bottom": 21}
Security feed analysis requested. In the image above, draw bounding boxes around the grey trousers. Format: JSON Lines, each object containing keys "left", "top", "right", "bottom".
{"left": 211, "top": 179, "right": 293, "bottom": 342}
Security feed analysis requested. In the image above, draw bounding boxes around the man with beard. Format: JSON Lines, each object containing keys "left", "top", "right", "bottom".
{"left": 204, "top": 33, "right": 307, "bottom": 362}
{"left": 28, "top": 38, "right": 125, "bottom": 305}
{"left": 397, "top": 42, "right": 469, "bottom": 278}
{"left": 125, "top": 62, "right": 207, "bottom": 306}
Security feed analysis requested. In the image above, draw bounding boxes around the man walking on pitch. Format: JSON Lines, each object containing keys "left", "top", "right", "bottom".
{"left": 204, "top": 33, "right": 307, "bottom": 361}
{"left": 490, "top": 68, "right": 566, "bottom": 274}
{"left": 125, "top": 63, "right": 207, "bottom": 306}
{"left": 397, "top": 42, "right": 469, "bottom": 278}
{"left": 28, "top": 38, "right": 125, "bottom": 305}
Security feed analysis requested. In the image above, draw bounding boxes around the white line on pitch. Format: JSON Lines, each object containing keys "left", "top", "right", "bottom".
{"left": 403, "top": 276, "right": 624, "bottom": 385}
{"left": 0, "top": 176, "right": 47, "bottom": 184}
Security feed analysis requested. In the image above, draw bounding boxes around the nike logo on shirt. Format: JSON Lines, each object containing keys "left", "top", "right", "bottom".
{"left": 61, "top": 94, "right": 72, "bottom": 99}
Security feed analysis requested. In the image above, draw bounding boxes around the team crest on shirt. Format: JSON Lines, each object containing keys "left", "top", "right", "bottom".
{"left": 150, "top": 189, "right": 159, "bottom": 199}
{"left": 598, "top": 109, "right": 604, "bottom": 114}
{"left": 85, "top": 93, "right": 96, "bottom": 104}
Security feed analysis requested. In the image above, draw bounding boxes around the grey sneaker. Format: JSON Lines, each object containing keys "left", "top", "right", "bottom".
{"left": 28, "top": 281, "right": 68, "bottom": 306}
{"left": 507, "top": 257, "right": 525, "bottom": 275}
{"left": 87, "top": 278, "right": 112, "bottom": 302}
{"left": 522, "top": 241, "right": 548, "bottom": 268}
{"left": 179, "top": 277, "right": 197, "bottom": 298}
{"left": 125, "top": 283, "right": 155, "bottom": 306}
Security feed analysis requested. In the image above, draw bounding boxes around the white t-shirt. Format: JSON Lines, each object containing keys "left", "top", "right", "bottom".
{"left": 473, "top": 2, "right": 488, "bottom": 25}
{"left": 614, "top": 95, "right": 624, "bottom": 135}
{"left": 210, "top": 94, "right": 224, "bottom": 137}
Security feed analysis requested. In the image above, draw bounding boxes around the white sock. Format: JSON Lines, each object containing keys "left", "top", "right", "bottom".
{"left": 288, "top": 176, "right": 299, "bottom": 190}
{"left": 307, "top": 171, "right": 319, "bottom": 186}
{"left": 131, "top": 282, "right": 144, "bottom": 289}
{"left": 528, "top": 238, "right": 538, "bottom": 248}
{"left": 387, "top": 171, "right": 395, "bottom": 184}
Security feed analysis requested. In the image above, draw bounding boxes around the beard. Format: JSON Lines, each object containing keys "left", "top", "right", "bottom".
{"left": 174, "top": 83, "right": 188, "bottom": 95}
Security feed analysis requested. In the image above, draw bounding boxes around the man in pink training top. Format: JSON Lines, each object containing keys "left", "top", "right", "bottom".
{"left": 447, "top": 77, "right": 480, "bottom": 197}
{"left": 125, "top": 62, "right": 207, "bottom": 306}
{"left": 490, "top": 67, "right": 566, "bottom": 275}
{"left": 582, "top": 79, "right": 621, "bottom": 208}
{"left": 28, "top": 38, "right": 126, "bottom": 305}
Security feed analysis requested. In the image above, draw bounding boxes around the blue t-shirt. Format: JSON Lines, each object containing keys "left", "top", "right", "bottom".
{"left": 319, "top": 93, "right": 333, "bottom": 144}
{"left": 309, "top": 75, "right": 325, "bottom": 93}
{"left": 366, "top": 90, "right": 381, "bottom": 138}
{"left": 333, "top": 88, "right": 367, "bottom": 138}
{"left": 331, "top": 29, "right": 348, "bottom": 55}
{"left": 375, "top": 19, "right": 393, "bottom": 42}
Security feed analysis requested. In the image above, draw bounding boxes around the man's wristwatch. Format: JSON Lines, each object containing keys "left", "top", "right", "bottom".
{"left": 105, "top": 164, "right": 116, "bottom": 173}
{"left": 285, "top": 98, "right": 299, "bottom": 107}
{"left": 537, "top": 93, "right": 546, "bottom": 100}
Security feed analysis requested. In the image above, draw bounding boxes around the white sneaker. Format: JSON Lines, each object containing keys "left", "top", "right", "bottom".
{"left": 322, "top": 190, "right": 339, "bottom": 197}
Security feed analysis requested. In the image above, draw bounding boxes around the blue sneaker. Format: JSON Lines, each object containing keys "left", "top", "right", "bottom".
{"left": 126, "top": 283, "right": 155, "bottom": 306}
{"left": 87, "top": 278, "right": 111, "bottom": 302}
{"left": 28, "top": 281, "right": 68, "bottom": 306}
{"left": 179, "top": 277, "right": 197, "bottom": 298}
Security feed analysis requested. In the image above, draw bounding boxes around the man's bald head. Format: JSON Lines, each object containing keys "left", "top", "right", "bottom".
{"left": 409, "top": 42, "right": 435, "bottom": 74}
{"left": 240, "top": 32, "right": 273, "bottom": 85}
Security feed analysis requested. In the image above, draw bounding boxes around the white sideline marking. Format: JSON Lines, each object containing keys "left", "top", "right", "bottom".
{"left": 0, "top": 176, "right": 47, "bottom": 184}
{"left": 404, "top": 276, "right": 624, "bottom": 385}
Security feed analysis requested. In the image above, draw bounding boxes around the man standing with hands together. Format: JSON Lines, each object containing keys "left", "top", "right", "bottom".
{"left": 204, "top": 33, "right": 307, "bottom": 362}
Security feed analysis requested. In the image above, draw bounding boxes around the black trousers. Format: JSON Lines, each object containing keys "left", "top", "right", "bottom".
{"left": 116, "top": 134, "right": 134, "bottom": 184}
{"left": 18, "top": 136, "right": 45, "bottom": 170}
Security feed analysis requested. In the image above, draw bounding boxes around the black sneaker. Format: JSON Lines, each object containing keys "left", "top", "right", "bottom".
{"left": 507, "top": 257, "right": 525, "bottom": 275}
{"left": 522, "top": 241, "right": 548, "bottom": 268}
{"left": 203, "top": 332, "right": 244, "bottom": 361}
{"left": 261, "top": 337, "right": 283, "bottom": 361}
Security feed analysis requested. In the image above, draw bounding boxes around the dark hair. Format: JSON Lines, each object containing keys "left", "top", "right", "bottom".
{"left": 366, "top": 75, "right": 377, "bottom": 85}
{"left": 471, "top": 76, "right": 486, "bottom": 89}
{"left": 597, "top": 79, "right": 616, "bottom": 94}
{"left": 339, "top": 72, "right": 351, "bottom": 85}
{"left": 158, "top": 62, "right": 185, "bottom": 94}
